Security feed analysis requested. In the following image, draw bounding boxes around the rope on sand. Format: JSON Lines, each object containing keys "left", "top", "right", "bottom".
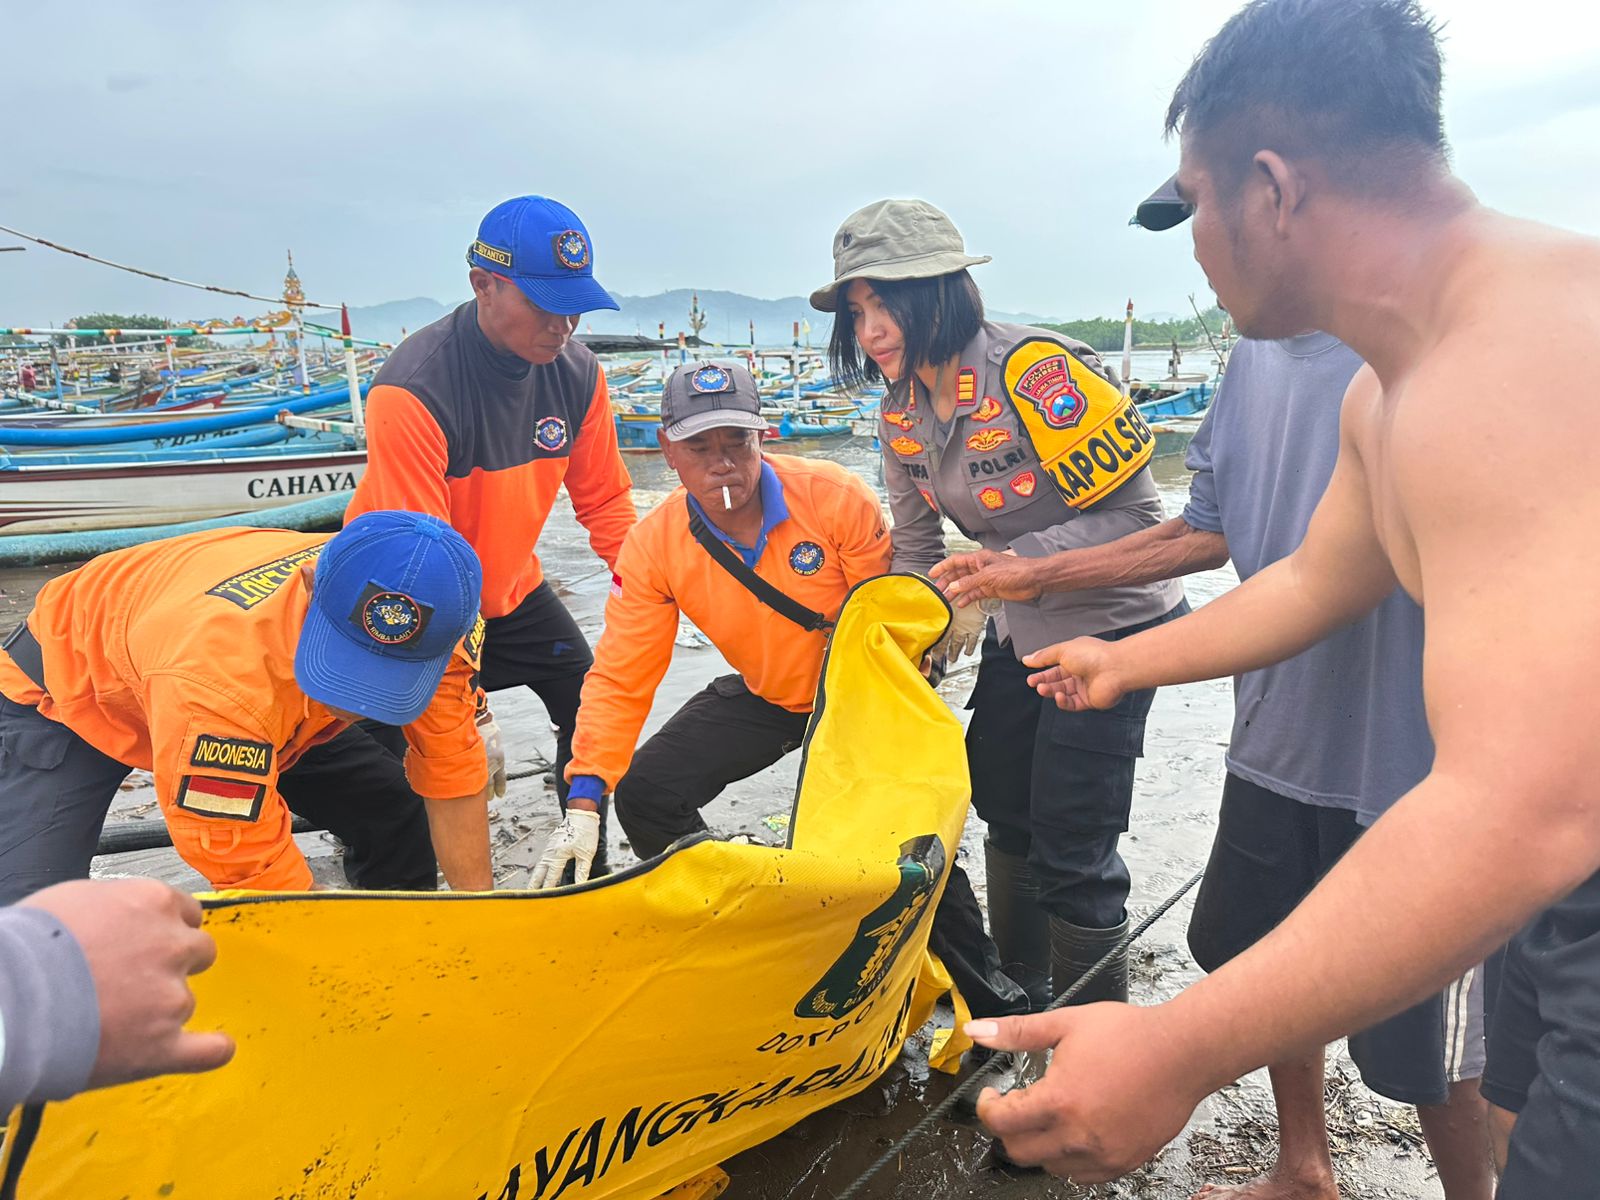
{"left": 834, "top": 868, "right": 1205, "bottom": 1200}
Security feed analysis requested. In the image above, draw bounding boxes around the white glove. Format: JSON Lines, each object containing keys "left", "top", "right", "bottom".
{"left": 476, "top": 702, "right": 506, "bottom": 799}
{"left": 529, "top": 808, "right": 600, "bottom": 890}
{"left": 931, "top": 597, "right": 989, "bottom": 663}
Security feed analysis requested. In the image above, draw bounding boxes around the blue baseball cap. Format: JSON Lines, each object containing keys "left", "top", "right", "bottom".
{"left": 466, "top": 195, "right": 620, "bottom": 316}
{"left": 294, "top": 511, "right": 483, "bottom": 726}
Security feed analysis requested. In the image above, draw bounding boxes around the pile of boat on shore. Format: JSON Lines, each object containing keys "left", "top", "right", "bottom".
{"left": 0, "top": 332, "right": 1213, "bottom": 564}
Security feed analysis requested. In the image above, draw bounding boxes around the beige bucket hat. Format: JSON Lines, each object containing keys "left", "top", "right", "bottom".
{"left": 809, "top": 199, "right": 992, "bottom": 312}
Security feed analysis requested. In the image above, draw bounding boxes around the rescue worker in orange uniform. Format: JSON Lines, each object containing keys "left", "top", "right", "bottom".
{"left": 0, "top": 512, "right": 490, "bottom": 900}
{"left": 323, "top": 195, "right": 635, "bottom": 876}
{"left": 536, "top": 362, "right": 1030, "bottom": 1020}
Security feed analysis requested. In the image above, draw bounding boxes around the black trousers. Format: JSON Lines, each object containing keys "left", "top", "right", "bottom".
{"left": 0, "top": 696, "right": 434, "bottom": 902}
{"left": 615, "top": 673, "right": 1028, "bottom": 1019}
{"left": 282, "top": 578, "right": 594, "bottom": 863}
{"left": 965, "top": 606, "right": 1185, "bottom": 929}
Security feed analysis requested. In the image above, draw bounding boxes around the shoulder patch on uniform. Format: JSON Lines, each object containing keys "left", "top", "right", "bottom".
{"left": 1009, "top": 471, "right": 1037, "bottom": 497}
{"left": 1004, "top": 338, "right": 1088, "bottom": 430}
{"left": 965, "top": 428, "right": 1012, "bottom": 453}
{"left": 882, "top": 409, "right": 915, "bottom": 432}
{"left": 789, "top": 541, "right": 825, "bottom": 575}
{"left": 176, "top": 775, "right": 267, "bottom": 822}
{"left": 206, "top": 546, "right": 322, "bottom": 610}
{"left": 972, "top": 396, "right": 1003, "bottom": 423}
{"left": 955, "top": 367, "right": 977, "bottom": 406}
{"left": 887, "top": 435, "right": 924, "bottom": 457}
{"left": 977, "top": 486, "right": 1005, "bottom": 511}
{"left": 190, "top": 734, "right": 273, "bottom": 777}
{"left": 534, "top": 415, "right": 569, "bottom": 452}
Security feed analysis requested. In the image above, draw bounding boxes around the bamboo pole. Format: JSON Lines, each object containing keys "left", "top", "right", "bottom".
{"left": 341, "top": 304, "right": 365, "bottom": 436}
{"left": 1121, "top": 298, "right": 1134, "bottom": 399}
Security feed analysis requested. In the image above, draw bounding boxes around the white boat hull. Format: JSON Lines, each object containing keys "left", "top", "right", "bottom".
{"left": 0, "top": 450, "right": 367, "bottom": 536}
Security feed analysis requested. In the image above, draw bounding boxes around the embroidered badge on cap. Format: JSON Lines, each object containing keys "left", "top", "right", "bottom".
{"left": 789, "top": 541, "right": 825, "bottom": 575}
{"left": 1013, "top": 353, "right": 1088, "bottom": 429}
{"left": 966, "top": 428, "right": 1012, "bottom": 453}
{"left": 888, "top": 435, "right": 924, "bottom": 457}
{"left": 1010, "top": 471, "right": 1037, "bottom": 498}
{"left": 690, "top": 365, "right": 731, "bottom": 393}
{"left": 956, "top": 368, "right": 977, "bottom": 406}
{"left": 358, "top": 590, "right": 429, "bottom": 645}
{"left": 176, "top": 775, "right": 267, "bottom": 822}
{"left": 471, "top": 239, "right": 513, "bottom": 269}
{"left": 535, "top": 415, "right": 569, "bottom": 452}
{"left": 978, "top": 486, "right": 1005, "bottom": 510}
{"left": 553, "top": 230, "right": 590, "bottom": 270}
{"left": 972, "top": 396, "right": 1003, "bottom": 423}
{"left": 190, "top": 734, "right": 273, "bottom": 777}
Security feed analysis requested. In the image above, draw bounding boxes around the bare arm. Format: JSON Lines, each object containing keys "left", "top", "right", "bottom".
{"left": 423, "top": 786, "right": 493, "bottom": 891}
{"left": 1023, "top": 373, "right": 1398, "bottom": 707}
{"left": 971, "top": 344, "right": 1600, "bottom": 1180}
{"left": 931, "top": 517, "right": 1228, "bottom": 606}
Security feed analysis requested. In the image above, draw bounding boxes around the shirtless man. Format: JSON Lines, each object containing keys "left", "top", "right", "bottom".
{"left": 966, "top": 2, "right": 1600, "bottom": 1196}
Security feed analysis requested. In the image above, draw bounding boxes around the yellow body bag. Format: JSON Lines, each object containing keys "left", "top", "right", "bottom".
{"left": 2, "top": 575, "right": 971, "bottom": 1200}
{"left": 1002, "top": 337, "right": 1156, "bottom": 508}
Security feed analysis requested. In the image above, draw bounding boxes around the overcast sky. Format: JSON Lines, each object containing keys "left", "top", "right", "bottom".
{"left": 2, "top": 0, "right": 1596, "bottom": 326}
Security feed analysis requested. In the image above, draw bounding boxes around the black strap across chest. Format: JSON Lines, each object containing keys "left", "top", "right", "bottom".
{"left": 686, "top": 502, "right": 833, "bottom": 633}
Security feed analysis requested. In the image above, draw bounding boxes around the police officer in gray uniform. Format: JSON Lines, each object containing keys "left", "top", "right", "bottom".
{"left": 814, "top": 199, "right": 1187, "bottom": 1006}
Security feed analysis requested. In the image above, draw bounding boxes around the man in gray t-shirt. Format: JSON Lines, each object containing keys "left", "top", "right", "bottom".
{"left": 931, "top": 335, "right": 1493, "bottom": 1200}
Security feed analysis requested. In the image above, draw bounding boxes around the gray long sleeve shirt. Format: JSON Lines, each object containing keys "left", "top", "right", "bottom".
{"left": 884, "top": 321, "right": 1183, "bottom": 656}
{"left": 0, "top": 906, "right": 99, "bottom": 1108}
{"left": 1180, "top": 333, "right": 1432, "bottom": 824}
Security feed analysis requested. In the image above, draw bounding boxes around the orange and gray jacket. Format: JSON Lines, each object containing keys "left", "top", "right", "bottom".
{"left": 883, "top": 321, "right": 1184, "bottom": 655}
{"left": 346, "top": 302, "right": 636, "bottom": 619}
{"left": 0, "top": 528, "right": 484, "bottom": 891}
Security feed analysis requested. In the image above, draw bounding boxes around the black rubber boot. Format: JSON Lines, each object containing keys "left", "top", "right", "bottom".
{"left": 1049, "top": 914, "right": 1130, "bottom": 1006}
{"left": 983, "top": 841, "right": 1053, "bottom": 1010}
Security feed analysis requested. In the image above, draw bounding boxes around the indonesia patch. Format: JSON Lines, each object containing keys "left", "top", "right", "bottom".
{"left": 1009, "top": 471, "right": 1037, "bottom": 498}
{"left": 972, "top": 396, "right": 1003, "bottom": 423}
{"left": 190, "top": 734, "right": 273, "bottom": 777}
{"left": 176, "top": 775, "right": 267, "bottom": 822}
{"left": 535, "top": 416, "right": 569, "bottom": 452}
{"left": 965, "top": 428, "right": 1012, "bottom": 453}
{"left": 977, "top": 486, "right": 1005, "bottom": 511}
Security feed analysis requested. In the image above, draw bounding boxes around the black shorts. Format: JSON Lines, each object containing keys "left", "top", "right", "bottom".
{"left": 1486, "top": 868, "right": 1600, "bottom": 1199}
{"left": 1188, "top": 773, "right": 1484, "bottom": 1106}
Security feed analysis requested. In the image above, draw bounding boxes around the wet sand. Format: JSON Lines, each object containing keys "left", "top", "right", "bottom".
{"left": 0, "top": 448, "right": 1440, "bottom": 1198}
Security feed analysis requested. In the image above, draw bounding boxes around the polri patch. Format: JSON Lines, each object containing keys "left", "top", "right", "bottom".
{"left": 882, "top": 409, "right": 915, "bottom": 432}
{"left": 535, "top": 415, "right": 569, "bottom": 452}
{"left": 888, "top": 435, "right": 924, "bottom": 457}
{"left": 1012, "top": 352, "right": 1087, "bottom": 429}
{"left": 965, "top": 428, "right": 1012, "bottom": 453}
{"left": 190, "top": 734, "right": 273, "bottom": 777}
{"left": 972, "top": 396, "right": 1003, "bottom": 423}
{"left": 176, "top": 775, "right": 267, "bottom": 822}
{"left": 553, "top": 230, "right": 590, "bottom": 270}
{"left": 1010, "top": 471, "right": 1037, "bottom": 498}
{"left": 789, "top": 541, "right": 825, "bottom": 575}
{"left": 977, "top": 486, "right": 1005, "bottom": 511}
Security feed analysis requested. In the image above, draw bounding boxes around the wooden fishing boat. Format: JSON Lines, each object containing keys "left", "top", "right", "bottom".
{"left": 0, "top": 444, "right": 366, "bottom": 537}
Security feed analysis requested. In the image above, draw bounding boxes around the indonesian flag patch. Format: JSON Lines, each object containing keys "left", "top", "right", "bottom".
{"left": 176, "top": 775, "right": 267, "bottom": 822}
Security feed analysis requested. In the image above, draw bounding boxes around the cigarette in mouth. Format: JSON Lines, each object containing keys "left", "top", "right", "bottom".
{"left": 722, "top": 486, "right": 732, "bottom": 510}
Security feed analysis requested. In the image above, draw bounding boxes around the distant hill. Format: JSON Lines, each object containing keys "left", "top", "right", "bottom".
{"left": 340, "top": 289, "right": 1060, "bottom": 348}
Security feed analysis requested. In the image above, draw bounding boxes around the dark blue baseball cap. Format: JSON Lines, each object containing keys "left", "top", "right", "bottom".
{"left": 466, "top": 195, "right": 620, "bottom": 316}
{"left": 294, "top": 511, "right": 483, "bottom": 726}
